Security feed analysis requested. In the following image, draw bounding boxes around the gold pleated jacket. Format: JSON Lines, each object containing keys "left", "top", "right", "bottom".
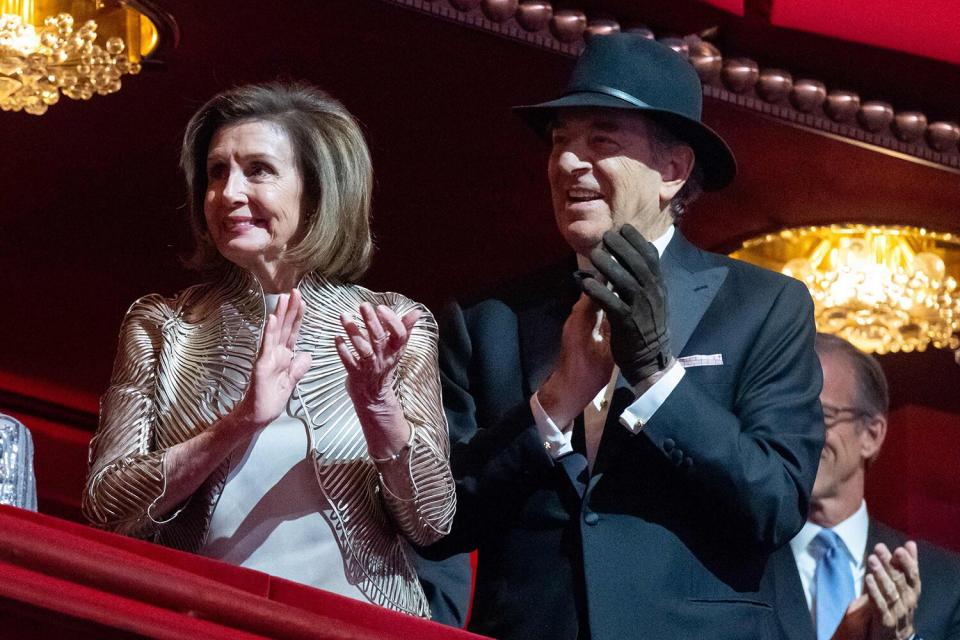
{"left": 83, "top": 268, "right": 456, "bottom": 617}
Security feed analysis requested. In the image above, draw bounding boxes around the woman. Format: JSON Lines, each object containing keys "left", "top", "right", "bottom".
{"left": 83, "top": 82, "right": 455, "bottom": 617}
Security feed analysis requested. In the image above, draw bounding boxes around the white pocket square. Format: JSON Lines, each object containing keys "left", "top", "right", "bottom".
{"left": 678, "top": 354, "right": 724, "bottom": 368}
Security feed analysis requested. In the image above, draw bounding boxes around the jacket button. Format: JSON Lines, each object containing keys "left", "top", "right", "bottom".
{"left": 662, "top": 438, "right": 675, "bottom": 453}
{"left": 583, "top": 511, "right": 599, "bottom": 526}
{"left": 684, "top": 457, "right": 694, "bottom": 468}
{"left": 670, "top": 449, "right": 684, "bottom": 466}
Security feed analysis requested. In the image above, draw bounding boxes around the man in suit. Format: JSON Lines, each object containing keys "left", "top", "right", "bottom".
{"left": 419, "top": 33, "right": 824, "bottom": 639}
{"left": 765, "top": 334, "right": 960, "bottom": 640}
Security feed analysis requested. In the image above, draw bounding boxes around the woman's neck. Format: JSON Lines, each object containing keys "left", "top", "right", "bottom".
{"left": 249, "top": 261, "right": 300, "bottom": 294}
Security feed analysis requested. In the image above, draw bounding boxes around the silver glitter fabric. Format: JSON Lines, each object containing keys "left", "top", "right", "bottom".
{"left": 83, "top": 268, "right": 455, "bottom": 616}
{"left": 0, "top": 414, "right": 38, "bottom": 511}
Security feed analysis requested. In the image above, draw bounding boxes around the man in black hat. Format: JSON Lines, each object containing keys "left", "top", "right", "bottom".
{"left": 419, "top": 33, "right": 824, "bottom": 639}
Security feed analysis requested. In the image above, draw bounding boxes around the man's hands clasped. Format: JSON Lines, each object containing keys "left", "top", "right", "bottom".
{"left": 834, "top": 542, "right": 922, "bottom": 640}
{"left": 580, "top": 224, "right": 673, "bottom": 387}
{"left": 863, "top": 542, "right": 922, "bottom": 640}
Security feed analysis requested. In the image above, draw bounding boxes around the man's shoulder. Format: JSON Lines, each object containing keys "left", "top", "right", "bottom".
{"left": 916, "top": 536, "right": 960, "bottom": 589}
{"left": 707, "top": 246, "right": 804, "bottom": 293}
{"left": 869, "top": 519, "right": 960, "bottom": 585}
{"left": 673, "top": 232, "right": 806, "bottom": 296}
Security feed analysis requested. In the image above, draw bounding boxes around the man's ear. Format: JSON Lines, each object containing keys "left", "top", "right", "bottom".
{"left": 659, "top": 144, "right": 695, "bottom": 203}
{"left": 860, "top": 415, "right": 887, "bottom": 464}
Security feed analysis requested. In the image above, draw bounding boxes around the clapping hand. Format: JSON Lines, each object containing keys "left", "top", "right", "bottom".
{"left": 237, "top": 289, "right": 313, "bottom": 430}
{"left": 833, "top": 542, "right": 921, "bottom": 640}
{"left": 580, "top": 224, "right": 673, "bottom": 386}
{"left": 863, "top": 542, "right": 921, "bottom": 640}
{"left": 336, "top": 302, "right": 421, "bottom": 408}
{"left": 537, "top": 294, "right": 615, "bottom": 428}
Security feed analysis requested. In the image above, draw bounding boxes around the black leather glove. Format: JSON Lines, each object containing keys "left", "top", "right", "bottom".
{"left": 579, "top": 224, "right": 672, "bottom": 386}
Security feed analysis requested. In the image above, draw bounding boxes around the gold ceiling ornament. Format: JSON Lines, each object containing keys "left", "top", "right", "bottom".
{"left": 731, "top": 225, "right": 960, "bottom": 355}
{"left": 0, "top": 0, "right": 161, "bottom": 115}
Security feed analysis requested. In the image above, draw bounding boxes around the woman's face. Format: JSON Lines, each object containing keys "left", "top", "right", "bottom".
{"left": 204, "top": 120, "right": 304, "bottom": 277}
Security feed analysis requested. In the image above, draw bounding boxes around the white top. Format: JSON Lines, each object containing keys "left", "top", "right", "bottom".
{"left": 789, "top": 500, "right": 869, "bottom": 613}
{"left": 531, "top": 225, "right": 686, "bottom": 462}
{"left": 199, "top": 294, "right": 366, "bottom": 602}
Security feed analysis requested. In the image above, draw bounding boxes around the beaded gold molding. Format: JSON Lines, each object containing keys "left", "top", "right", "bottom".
{"left": 380, "top": 0, "right": 960, "bottom": 172}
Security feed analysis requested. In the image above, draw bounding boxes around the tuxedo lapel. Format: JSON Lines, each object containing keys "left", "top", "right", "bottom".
{"left": 518, "top": 238, "right": 729, "bottom": 497}
{"left": 518, "top": 235, "right": 725, "bottom": 392}
{"left": 661, "top": 232, "right": 728, "bottom": 356}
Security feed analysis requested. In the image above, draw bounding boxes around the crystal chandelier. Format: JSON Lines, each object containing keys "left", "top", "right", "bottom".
{"left": 0, "top": 0, "right": 161, "bottom": 115}
{"left": 732, "top": 225, "right": 960, "bottom": 354}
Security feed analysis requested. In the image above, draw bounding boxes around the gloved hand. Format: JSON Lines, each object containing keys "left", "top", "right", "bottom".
{"left": 579, "top": 224, "right": 673, "bottom": 386}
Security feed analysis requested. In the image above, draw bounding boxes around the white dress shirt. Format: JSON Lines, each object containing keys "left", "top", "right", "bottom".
{"left": 530, "top": 225, "right": 686, "bottom": 464}
{"left": 789, "top": 501, "right": 869, "bottom": 616}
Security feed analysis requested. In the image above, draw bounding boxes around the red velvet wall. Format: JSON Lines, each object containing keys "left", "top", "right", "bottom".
{"left": 866, "top": 405, "right": 960, "bottom": 552}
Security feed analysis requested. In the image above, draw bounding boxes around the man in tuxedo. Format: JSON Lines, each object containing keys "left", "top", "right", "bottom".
{"left": 765, "top": 334, "right": 960, "bottom": 640}
{"left": 419, "top": 33, "right": 824, "bottom": 639}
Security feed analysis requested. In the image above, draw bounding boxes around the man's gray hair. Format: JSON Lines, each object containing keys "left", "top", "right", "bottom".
{"left": 814, "top": 333, "right": 890, "bottom": 418}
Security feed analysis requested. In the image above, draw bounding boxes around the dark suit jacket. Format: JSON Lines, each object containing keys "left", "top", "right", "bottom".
{"left": 766, "top": 519, "right": 960, "bottom": 640}
{"left": 421, "top": 231, "right": 825, "bottom": 640}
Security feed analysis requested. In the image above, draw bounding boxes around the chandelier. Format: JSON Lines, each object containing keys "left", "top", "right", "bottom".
{"left": 732, "top": 225, "right": 960, "bottom": 354}
{"left": 0, "top": 0, "right": 161, "bottom": 115}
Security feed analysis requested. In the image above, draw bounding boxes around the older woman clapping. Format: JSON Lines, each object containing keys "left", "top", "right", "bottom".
{"left": 83, "top": 82, "right": 455, "bottom": 617}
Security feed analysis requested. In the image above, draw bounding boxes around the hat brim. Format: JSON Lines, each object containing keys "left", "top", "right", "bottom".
{"left": 513, "top": 91, "right": 736, "bottom": 191}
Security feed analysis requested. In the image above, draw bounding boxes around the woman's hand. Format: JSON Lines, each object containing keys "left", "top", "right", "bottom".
{"left": 336, "top": 303, "right": 421, "bottom": 405}
{"left": 141, "top": 289, "right": 311, "bottom": 520}
{"left": 235, "top": 289, "right": 312, "bottom": 431}
{"left": 336, "top": 302, "right": 420, "bottom": 459}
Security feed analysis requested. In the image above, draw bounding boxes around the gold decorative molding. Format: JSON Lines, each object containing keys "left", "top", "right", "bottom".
{"left": 379, "top": 0, "right": 960, "bottom": 172}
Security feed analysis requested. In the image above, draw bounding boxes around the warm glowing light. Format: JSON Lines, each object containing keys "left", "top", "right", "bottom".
{"left": 732, "top": 225, "right": 960, "bottom": 354}
{"left": 0, "top": 0, "right": 160, "bottom": 114}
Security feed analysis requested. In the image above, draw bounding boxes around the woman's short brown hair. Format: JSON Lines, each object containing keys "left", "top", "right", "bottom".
{"left": 181, "top": 82, "right": 373, "bottom": 281}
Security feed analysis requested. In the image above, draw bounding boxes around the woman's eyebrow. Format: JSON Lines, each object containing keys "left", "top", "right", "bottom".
{"left": 206, "top": 151, "right": 281, "bottom": 164}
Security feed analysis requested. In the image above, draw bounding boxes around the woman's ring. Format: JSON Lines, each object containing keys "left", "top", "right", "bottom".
{"left": 374, "top": 335, "right": 390, "bottom": 346}
{"left": 359, "top": 349, "right": 376, "bottom": 360}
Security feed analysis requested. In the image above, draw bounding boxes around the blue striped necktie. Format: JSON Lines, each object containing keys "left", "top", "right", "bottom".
{"left": 814, "top": 529, "right": 855, "bottom": 640}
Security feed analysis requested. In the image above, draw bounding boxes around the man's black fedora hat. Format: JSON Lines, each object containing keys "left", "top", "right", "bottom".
{"left": 514, "top": 33, "right": 736, "bottom": 191}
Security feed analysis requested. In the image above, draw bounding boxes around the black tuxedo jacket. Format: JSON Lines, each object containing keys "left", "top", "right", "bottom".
{"left": 766, "top": 519, "right": 960, "bottom": 640}
{"left": 421, "top": 231, "right": 825, "bottom": 640}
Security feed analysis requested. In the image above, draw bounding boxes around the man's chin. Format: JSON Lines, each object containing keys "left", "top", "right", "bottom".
{"left": 562, "top": 226, "right": 607, "bottom": 256}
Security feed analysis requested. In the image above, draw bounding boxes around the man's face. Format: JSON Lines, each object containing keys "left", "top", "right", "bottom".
{"left": 812, "top": 351, "right": 874, "bottom": 502}
{"left": 547, "top": 108, "right": 681, "bottom": 255}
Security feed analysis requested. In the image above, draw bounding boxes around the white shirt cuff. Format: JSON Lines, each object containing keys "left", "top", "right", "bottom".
{"left": 619, "top": 360, "right": 685, "bottom": 434}
{"left": 530, "top": 392, "right": 574, "bottom": 458}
